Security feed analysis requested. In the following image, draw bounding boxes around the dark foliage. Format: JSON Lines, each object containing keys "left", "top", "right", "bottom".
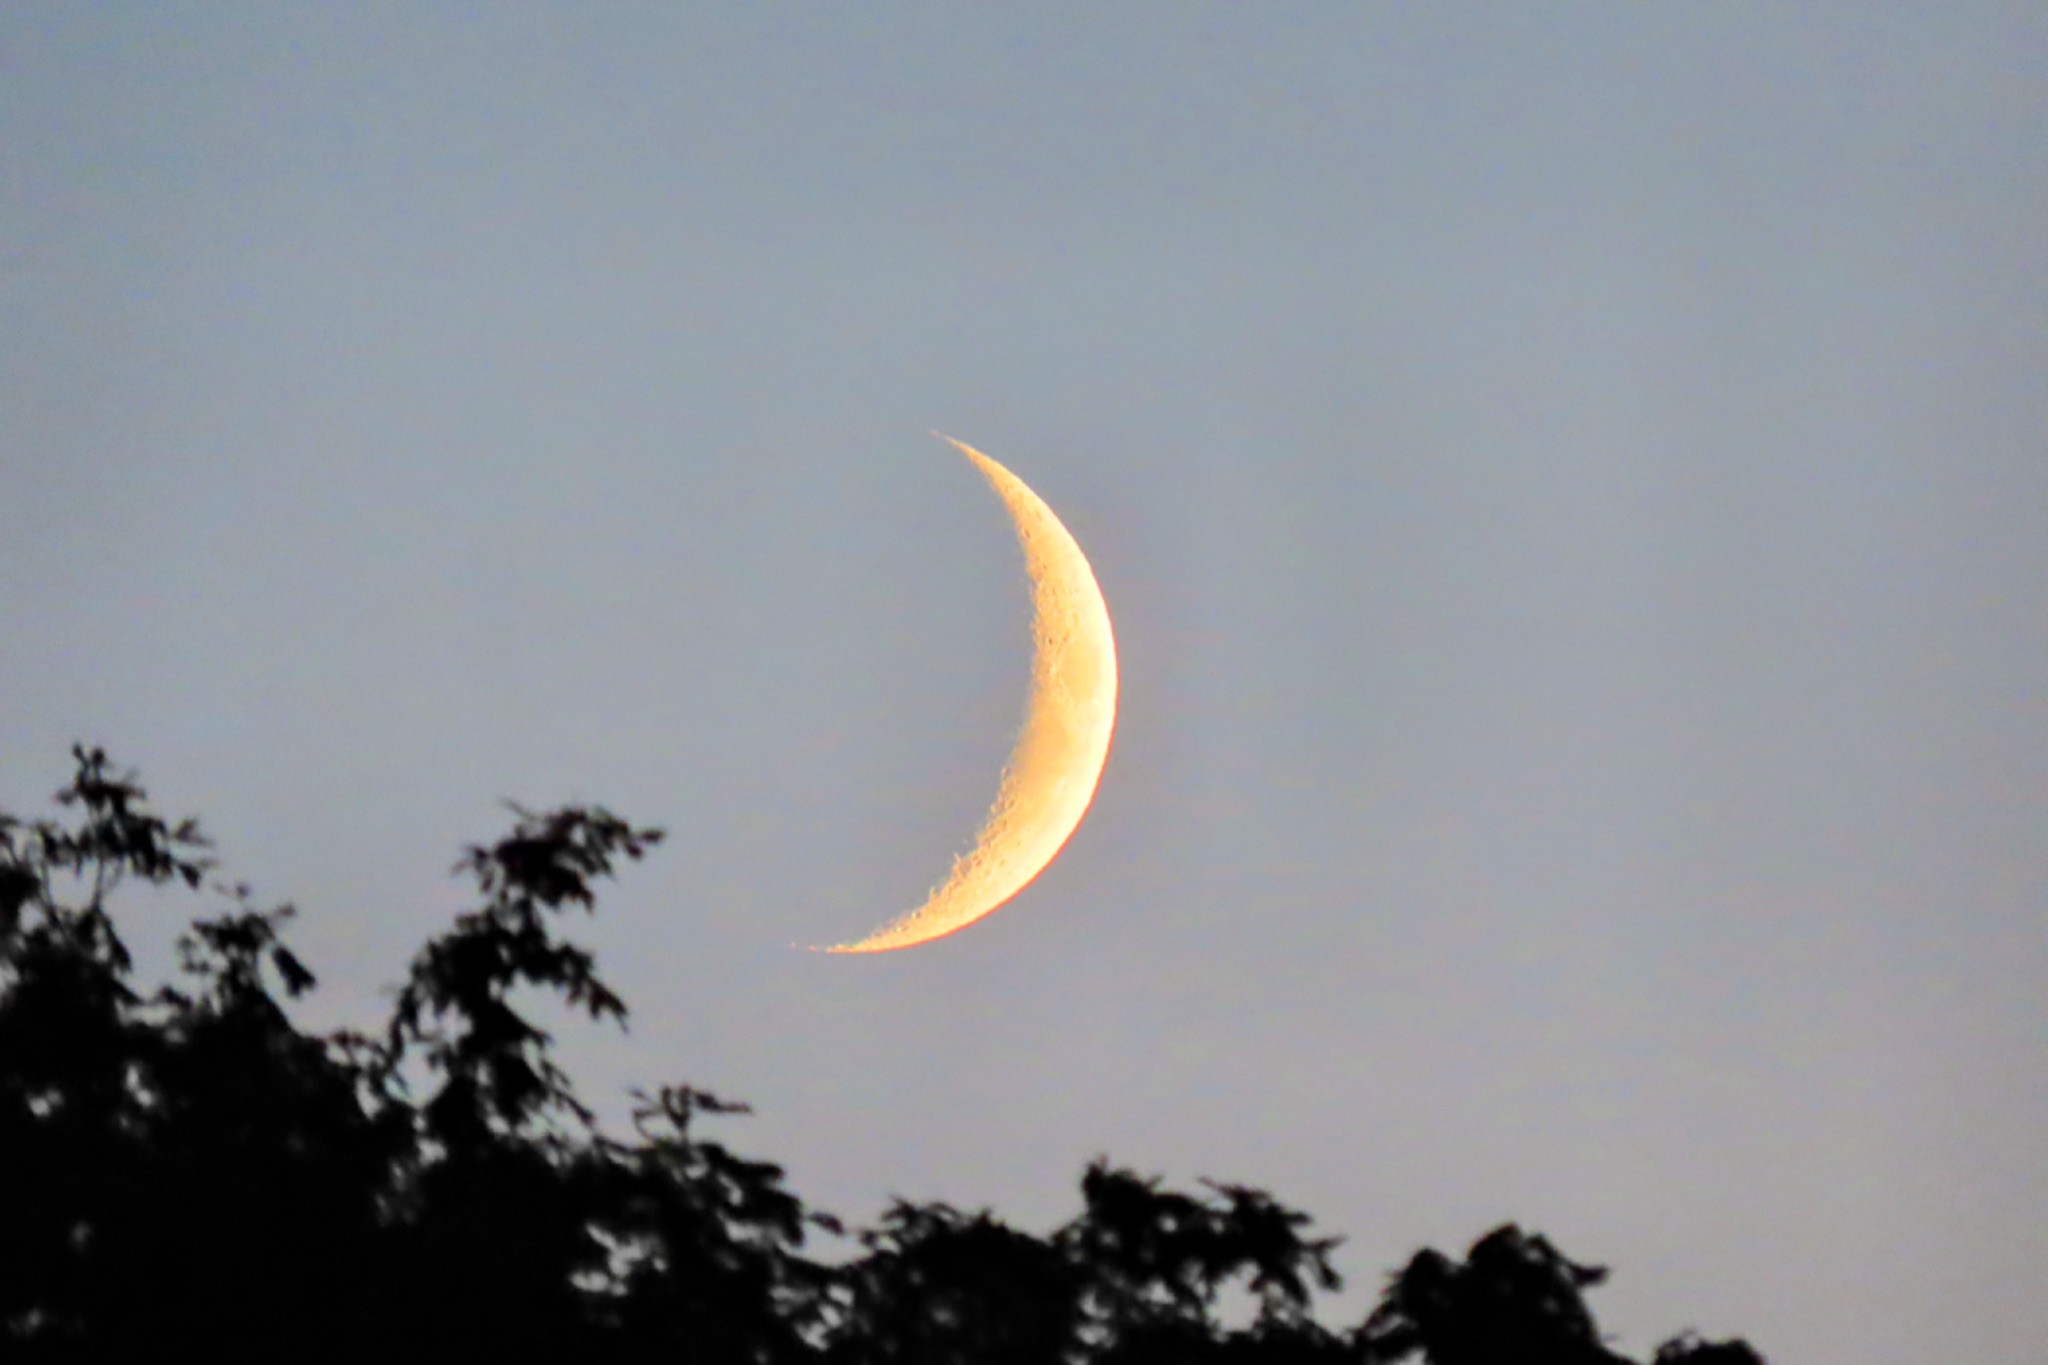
{"left": 0, "top": 748, "right": 1766, "bottom": 1364}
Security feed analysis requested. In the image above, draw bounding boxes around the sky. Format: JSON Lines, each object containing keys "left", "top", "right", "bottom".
{"left": 4, "top": 5, "right": 2045, "bottom": 1361}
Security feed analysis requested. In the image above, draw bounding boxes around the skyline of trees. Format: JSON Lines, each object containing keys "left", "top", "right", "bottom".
{"left": 1, "top": 746, "right": 1763, "bottom": 1363}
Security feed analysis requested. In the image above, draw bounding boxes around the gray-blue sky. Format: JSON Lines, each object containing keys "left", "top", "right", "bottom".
{"left": 5, "top": 6, "right": 2044, "bottom": 1360}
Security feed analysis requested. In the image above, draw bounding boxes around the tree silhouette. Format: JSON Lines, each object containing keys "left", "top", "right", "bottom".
{"left": 1358, "top": 1226, "right": 1625, "bottom": 1365}
{"left": 1062, "top": 1163, "right": 1351, "bottom": 1364}
{"left": 832, "top": 1199, "right": 1085, "bottom": 1365}
{"left": 0, "top": 748, "right": 1766, "bottom": 1364}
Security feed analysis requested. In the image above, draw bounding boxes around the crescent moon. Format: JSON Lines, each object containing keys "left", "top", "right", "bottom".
{"left": 826, "top": 438, "right": 1119, "bottom": 953}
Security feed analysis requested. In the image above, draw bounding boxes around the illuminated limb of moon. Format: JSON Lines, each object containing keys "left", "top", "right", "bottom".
{"left": 825, "top": 438, "right": 1119, "bottom": 954}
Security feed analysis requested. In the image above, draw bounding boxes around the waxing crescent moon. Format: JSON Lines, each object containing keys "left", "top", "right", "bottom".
{"left": 826, "top": 438, "right": 1119, "bottom": 954}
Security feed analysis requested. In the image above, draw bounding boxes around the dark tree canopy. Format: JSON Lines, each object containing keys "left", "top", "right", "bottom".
{"left": 0, "top": 748, "right": 1764, "bottom": 1364}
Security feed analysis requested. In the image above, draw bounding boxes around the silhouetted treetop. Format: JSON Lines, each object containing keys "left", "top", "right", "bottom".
{"left": 1360, "top": 1226, "right": 1625, "bottom": 1365}
{"left": 386, "top": 802, "right": 662, "bottom": 1148}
